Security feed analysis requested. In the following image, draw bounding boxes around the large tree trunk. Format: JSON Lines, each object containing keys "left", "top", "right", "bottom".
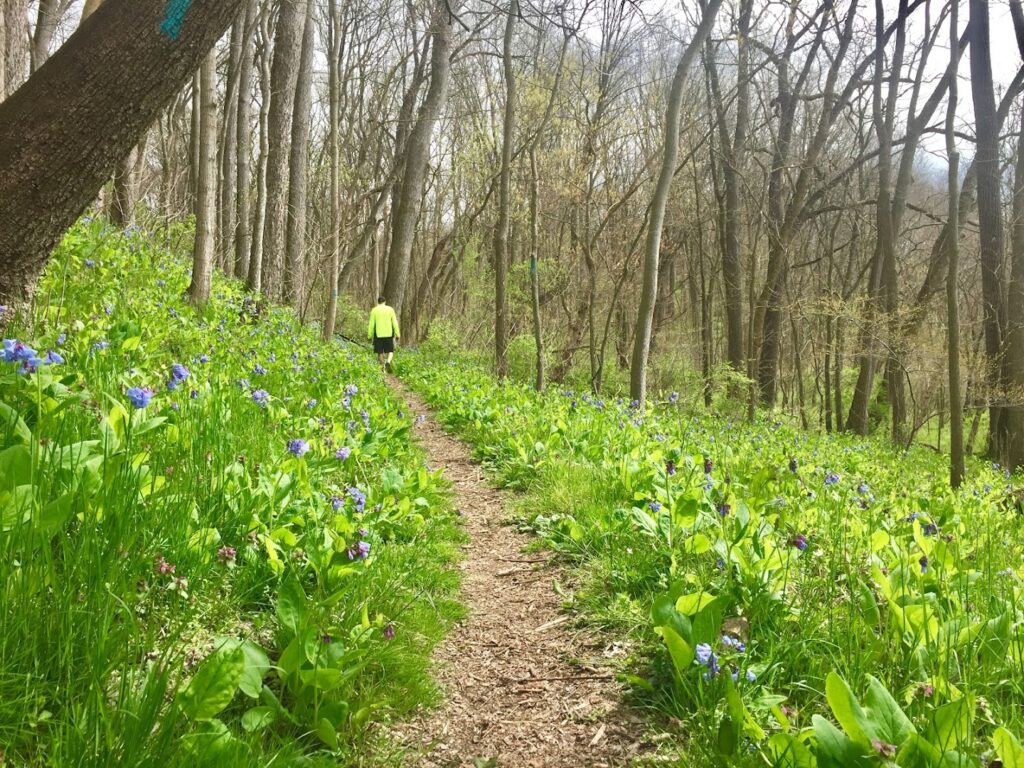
{"left": 382, "top": 0, "right": 453, "bottom": 319}
{"left": 970, "top": 0, "right": 1008, "bottom": 461}
{"left": 0, "top": 0, "right": 243, "bottom": 313}
{"left": 629, "top": 0, "right": 722, "bottom": 404}
{"left": 260, "top": 0, "right": 307, "bottom": 300}
{"left": 188, "top": 52, "right": 218, "bottom": 306}
{"left": 283, "top": 0, "right": 315, "bottom": 309}
{"left": 493, "top": 0, "right": 516, "bottom": 379}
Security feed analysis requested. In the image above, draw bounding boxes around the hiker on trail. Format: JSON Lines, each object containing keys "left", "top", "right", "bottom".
{"left": 367, "top": 296, "right": 400, "bottom": 372}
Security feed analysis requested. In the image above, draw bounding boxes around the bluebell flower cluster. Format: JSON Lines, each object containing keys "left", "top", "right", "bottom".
{"left": 3, "top": 340, "right": 62, "bottom": 375}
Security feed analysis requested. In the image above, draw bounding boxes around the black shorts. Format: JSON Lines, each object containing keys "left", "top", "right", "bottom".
{"left": 373, "top": 336, "right": 395, "bottom": 354}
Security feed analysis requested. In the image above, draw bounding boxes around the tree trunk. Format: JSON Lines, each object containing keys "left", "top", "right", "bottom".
{"left": 946, "top": 0, "right": 964, "bottom": 487}
{"left": 283, "top": 0, "right": 315, "bottom": 309}
{"left": 188, "top": 52, "right": 218, "bottom": 306}
{"left": 218, "top": 12, "right": 244, "bottom": 271}
{"left": 970, "top": 0, "right": 1008, "bottom": 461}
{"left": 110, "top": 132, "right": 148, "bottom": 226}
{"left": 1003, "top": 0, "right": 1024, "bottom": 471}
{"left": 705, "top": 0, "right": 751, "bottom": 375}
{"left": 529, "top": 146, "right": 545, "bottom": 391}
{"left": 0, "top": 0, "right": 244, "bottom": 311}
{"left": 629, "top": 0, "right": 722, "bottom": 404}
{"left": 1, "top": 0, "right": 28, "bottom": 99}
{"left": 260, "top": 0, "right": 307, "bottom": 300}
{"left": 31, "top": 0, "right": 67, "bottom": 71}
{"left": 493, "top": 0, "right": 516, "bottom": 379}
{"left": 234, "top": 0, "right": 258, "bottom": 280}
{"left": 322, "top": 0, "right": 342, "bottom": 340}
{"left": 382, "top": 0, "right": 453, "bottom": 319}
{"left": 247, "top": 3, "right": 273, "bottom": 292}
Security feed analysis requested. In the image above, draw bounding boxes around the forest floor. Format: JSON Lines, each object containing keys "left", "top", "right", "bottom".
{"left": 388, "top": 378, "right": 656, "bottom": 768}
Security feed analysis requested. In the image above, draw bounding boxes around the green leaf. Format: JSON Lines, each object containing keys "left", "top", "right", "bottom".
{"left": 241, "top": 706, "right": 276, "bottom": 733}
{"left": 276, "top": 574, "right": 307, "bottom": 634}
{"left": 316, "top": 717, "right": 340, "bottom": 749}
{"left": 928, "top": 697, "right": 971, "bottom": 752}
{"left": 994, "top": 727, "right": 1024, "bottom": 768}
{"left": 178, "top": 645, "right": 245, "bottom": 721}
{"left": 863, "top": 675, "right": 915, "bottom": 746}
{"left": 824, "top": 672, "right": 870, "bottom": 745}
{"left": 214, "top": 638, "right": 270, "bottom": 698}
{"left": 0, "top": 402, "right": 31, "bottom": 443}
{"left": 716, "top": 714, "right": 738, "bottom": 756}
{"left": 768, "top": 733, "right": 816, "bottom": 768}
{"left": 812, "top": 715, "right": 873, "bottom": 768}
{"left": 660, "top": 625, "right": 695, "bottom": 677}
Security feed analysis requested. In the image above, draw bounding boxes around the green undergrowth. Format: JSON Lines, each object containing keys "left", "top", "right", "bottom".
{"left": 399, "top": 352, "right": 1024, "bottom": 768}
{"left": 0, "top": 219, "right": 464, "bottom": 766}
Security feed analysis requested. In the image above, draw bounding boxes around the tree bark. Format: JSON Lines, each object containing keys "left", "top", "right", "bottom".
{"left": 260, "top": 0, "right": 308, "bottom": 300}
{"left": 247, "top": 3, "right": 273, "bottom": 291}
{"left": 283, "top": 0, "right": 314, "bottom": 309}
{"left": 970, "top": 0, "right": 1008, "bottom": 461}
{"left": 0, "top": 0, "right": 244, "bottom": 311}
{"left": 629, "top": 0, "right": 722, "bottom": 404}
{"left": 946, "top": 0, "right": 964, "bottom": 486}
{"left": 382, "top": 0, "right": 453, "bottom": 319}
{"left": 189, "top": 52, "right": 218, "bottom": 306}
{"left": 322, "top": 0, "right": 343, "bottom": 341}
{"left": 1, "top": 0, "right": 28, "bottom": 99}
{"left": 233, "top": 0, "right": 258, "bottom": 280}
{"left": 493, "top": 0, "right": 517, "bottom": 379}
{"left": 31, "top": 0, "right": 70, "bottom": 71}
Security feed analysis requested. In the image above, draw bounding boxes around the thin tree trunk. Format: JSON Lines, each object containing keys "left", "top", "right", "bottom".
{"left": 234, "top": 0, "right": 258, "bottom": 280}
{"left": 529, "top": 146, "right": 545, "bottom": 391}
{"left": 946, "top": 0, "right": 964, "bottom": 487}
{"left": 493, "top": 0, "right": 516, "bottom": 379}
{"left": 1, "top": 0, "right": 28, "bottom": 98}
{"left": 629, "top": 0, "right": 722, "bottom": 404}
{"left": 322, "top": 0, "right": 342, "bottom": 340}
{"left": 219, "top": 12, "right": 244, "bottom": 271}
{"left": 189, "top": 52, "right": 217, "bottom": 306}
{"left": 247, "top": 4, "right": 273, "bottom": 291}
{"left": 0, "top": 0, "right": 244, "bottom": 310}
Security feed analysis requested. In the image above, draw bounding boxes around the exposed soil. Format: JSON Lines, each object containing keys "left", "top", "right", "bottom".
{"left": 389, "top": 379, "right": 653, "bottom": 768}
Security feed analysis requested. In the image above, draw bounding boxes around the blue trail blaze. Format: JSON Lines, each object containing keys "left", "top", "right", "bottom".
{"left": 160, "top": 0, "right": 194, "bottom": 40}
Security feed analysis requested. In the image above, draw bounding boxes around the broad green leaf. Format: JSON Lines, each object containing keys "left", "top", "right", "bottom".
{"left": 241, "top": 706, "right": 276, "bottom": 732}
{"left": 863, "top": 675, "right": 915, "bottom": 746}
{"left": 812, "top": 715, "right": 873, "bottom": 768}
{"left": 276, "top": 574, "right": 307, "bottom": 634}
{"left": 768, "top": 733, "right": 815, "bottom": 768}
{"left": 178, "top": 646, "right": 245, "bottom": 720}
{"left": 928, "top": 698, "right": 971, "bottom": 752}
{"left": 994, "top": 727, "right": 1024, "bottom": 768}
{"left": 825, "top": 672, "right": 870, "bottom": 745}
{"left": 660, "top": 625, "right": 694, "bottom": 676}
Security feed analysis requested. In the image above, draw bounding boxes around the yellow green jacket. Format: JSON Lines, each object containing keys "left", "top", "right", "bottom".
{"left": 367, "top": 304, "right": 400, "bottom": 340}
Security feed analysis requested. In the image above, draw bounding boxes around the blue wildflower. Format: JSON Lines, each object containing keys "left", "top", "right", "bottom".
{"left": 252, "top": 389, "right": 270, "bottom": 407}
{"left": 287, "top": 439, "right": 310, "bottom": 457}
{"left": 126, "top": 387, "right": 154, "bottom": 409}
{"left": 335, "top": 447, "right": 351, "bottom": 461}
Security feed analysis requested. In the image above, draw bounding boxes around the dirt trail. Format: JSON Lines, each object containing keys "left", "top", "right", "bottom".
{"left": 389, "top": 379, "right": 650, "bottom": 768}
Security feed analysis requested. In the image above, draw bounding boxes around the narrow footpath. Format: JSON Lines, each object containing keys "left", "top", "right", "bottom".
{"left": 389, "top": 379, "right": 651, "bottom": 768}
